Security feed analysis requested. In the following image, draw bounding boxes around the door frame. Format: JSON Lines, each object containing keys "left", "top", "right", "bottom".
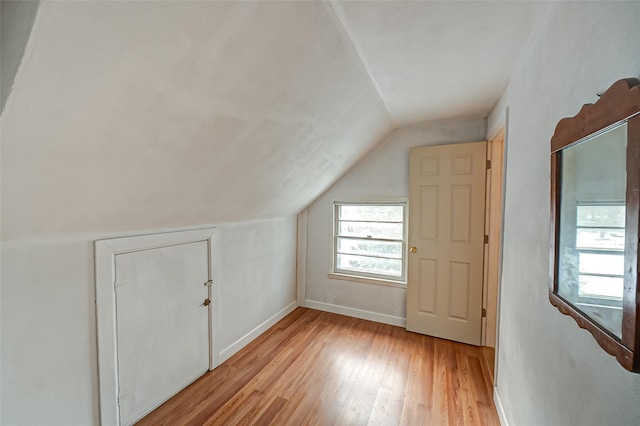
{"left": 482, "top": 129, "right": 505, "bottom": 348}
{"left": 95, "top": 228, "right": 219, "bottom": 426}
{"left": 478, "top": 124, "right": 508, "bottom": 394}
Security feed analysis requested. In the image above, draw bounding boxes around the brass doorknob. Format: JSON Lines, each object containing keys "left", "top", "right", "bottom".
{"left": 203, "top": 298, "right": 211, "bottom": 306}
{"left": 410, "top": 246, "right": 417, "bottom": 253}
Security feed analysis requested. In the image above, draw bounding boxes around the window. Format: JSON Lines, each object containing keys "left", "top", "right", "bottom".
{"left": 575, "top": 203, "right": 625, "bottom": 302}
{"left": 333, "top": 202, "right": 407, "bottom": 283}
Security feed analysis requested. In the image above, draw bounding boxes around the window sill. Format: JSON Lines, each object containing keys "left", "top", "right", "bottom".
{"left": 327, "top": 272, "right": 407, "bottom": 289}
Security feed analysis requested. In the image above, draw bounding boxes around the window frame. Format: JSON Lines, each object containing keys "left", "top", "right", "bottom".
{"left": 332, "top": 201, "right": 408, "bottom": 284}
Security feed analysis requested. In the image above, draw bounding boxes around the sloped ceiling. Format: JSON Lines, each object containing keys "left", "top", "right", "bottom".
{"left": 0, "top": 0, "right": 538, "bottom": 239}
{"left": 0, "top": 0, "right": 39, "bottom": 111}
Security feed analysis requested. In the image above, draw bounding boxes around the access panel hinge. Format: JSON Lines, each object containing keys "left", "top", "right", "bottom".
{"left": 482, "top": 308, "right": 487, "bottom": 318}
{"left": 486, "top": 160, "right": 491, "bottom": 169}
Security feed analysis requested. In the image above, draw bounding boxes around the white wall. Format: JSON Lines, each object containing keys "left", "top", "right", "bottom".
{"left": 1, "top": 217, "right": 296, "bottom": 425}
{"left": 303, "top": 117, "right": 486, "bottom": 324}
{"left": 489, "top": 2, "right": 640, "bottom": 425}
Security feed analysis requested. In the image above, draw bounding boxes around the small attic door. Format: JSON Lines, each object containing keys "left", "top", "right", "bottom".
{"left": 95, "top": 229, "right": 217, "bottom": 426}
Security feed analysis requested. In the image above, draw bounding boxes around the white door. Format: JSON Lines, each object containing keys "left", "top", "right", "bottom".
{"left": 114, "top": 241, "right": 210, "bottom": 425}
{"left": 406, "top": 142, "right": 487, "bottom": 345}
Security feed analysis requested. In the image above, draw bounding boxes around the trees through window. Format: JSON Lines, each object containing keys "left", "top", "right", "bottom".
{"left": 333, "top": 202, "right": 407, "bottom": 282}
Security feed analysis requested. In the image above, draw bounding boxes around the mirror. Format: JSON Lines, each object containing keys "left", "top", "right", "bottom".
{"left": 550, "top": 78, "right": 640, "bottom": 372}
{"left": 557, "top": 123, "right": 626, "bottom": 338}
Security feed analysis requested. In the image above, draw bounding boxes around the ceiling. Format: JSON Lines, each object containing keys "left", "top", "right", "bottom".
{"left": 0, "top": 1, "right": 540, "bottom": 238}
{"left": 331, "top": 0, "right": 539, "bottom": 124}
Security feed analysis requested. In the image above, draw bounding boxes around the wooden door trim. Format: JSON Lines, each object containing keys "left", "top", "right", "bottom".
{"left": 483, "top": 129, "right": 505, "bottom": 348}
{"left": 95, "top": 228, "right": 218, "bottom": 426}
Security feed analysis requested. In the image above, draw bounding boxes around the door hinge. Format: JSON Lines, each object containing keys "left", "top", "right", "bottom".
{"left": 486, "top": 160, "right": 491, "bottom": 169}
{"left": 482, "top": 308, "right": 487, "bottom": 318}
{"left": 484, "top": 235, "right": 489, "bottom": 244}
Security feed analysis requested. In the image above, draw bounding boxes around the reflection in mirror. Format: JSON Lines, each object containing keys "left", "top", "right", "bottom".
{"left": 550, "top": 78, "right": 640, "bottom": 371}
{"left": 557, "top": 123, "right": 627, "bottom": 338}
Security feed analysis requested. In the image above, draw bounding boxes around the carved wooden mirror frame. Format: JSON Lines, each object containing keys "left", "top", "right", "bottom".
{"left": 550, "top": 78, "right": 640, "bottom": 372}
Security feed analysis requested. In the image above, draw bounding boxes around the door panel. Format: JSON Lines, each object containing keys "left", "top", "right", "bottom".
{"left": 451, "top": 185, "right": 472, "bottom": 242}
{"left": 448, "top": 261, "right": 470, "bottom": 320}
{"left": 115, "top": 241, "right": 210, "bottom": 425}
{"left": 407, "top": 141, "right": 486, "bottom": 345}
{"left": 418, "top": 259, "right": 438, "bottom": 314}
{"left": 420, "top": 186, "right": 439, "bottom": 239}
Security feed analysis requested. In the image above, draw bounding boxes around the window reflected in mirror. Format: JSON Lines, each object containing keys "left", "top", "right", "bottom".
{"left": 557, "top": 123, "right": 627, "bottom": 338}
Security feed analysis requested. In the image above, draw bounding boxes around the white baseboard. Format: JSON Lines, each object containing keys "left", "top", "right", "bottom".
{"left": 218, "top": 301, "right": 297, "bottom": 363}
{"left": 304, "top": 299, "right": 406, "bottom": 327}
{"left": 494, "top": 386, "right": 510, "bottom": 426}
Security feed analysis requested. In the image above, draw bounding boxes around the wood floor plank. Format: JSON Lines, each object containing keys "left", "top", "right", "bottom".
{"left": 367, "top": 332, "right": 410, "bottom": 425}
{"left": 431, "top": 339, "right": 451, "bottom": 426}
{"left": 249, "top": 396, "right": 288, "bottom": 426}
{"left": 137, "top": 307, "right": 499, "bottom": 426}
{"left": 335, "top": 322, "right": 393, "bottom": 425}
{"left": 456, "top": 351, "right": 482, "bottom": 426}
{"left": 399, "top": 352, "right": 428, "bottom": 425}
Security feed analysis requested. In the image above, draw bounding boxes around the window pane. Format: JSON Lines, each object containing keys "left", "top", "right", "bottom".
{"left": 337, "top": 254, "right": 402, "bottom": 277}
{"left": 339, "top": 205, "right": 403, "bottom": 222}
{"left": 577, "top": 205, "right": 625, "bottom": 228}
{"left": 578, "top": 252, "right": 624, "bottom": 276}
{"left": 576, "top": 228, "right": 625, "bottom": 250}
{"left": 338, "top": 221, "right": 403, "bottom": 239}
{"left": 337, "top": 238, "right": 402, "bottom": 259}
{"left": 579, "top": 275, "right": 624, "bottom": 300}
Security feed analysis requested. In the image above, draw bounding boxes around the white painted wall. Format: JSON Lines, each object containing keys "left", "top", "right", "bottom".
{"left": 216, "top": 219, "right": 297, "bottom": 361}
{"left": 489, "top": 2, "right": 640, "bottom": 425}
{"left": 1, "top": 217, "right": 296, "bottom": 425}
{"left": 303, "top": 117, "right": 486, "bottom": 324}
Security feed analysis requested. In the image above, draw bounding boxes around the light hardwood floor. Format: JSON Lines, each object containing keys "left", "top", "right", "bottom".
{"left": 138, "top": 308, "right": 499, "bottom": 425}
{"left": 481, "top": 346, "right": 496, "bottom": 385}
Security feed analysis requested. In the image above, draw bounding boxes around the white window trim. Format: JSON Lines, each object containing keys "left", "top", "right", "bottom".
{"left": 331, "top": 200, "right": 408, "bottom": 285}
{"left": 327, "top": 272, "right": 408, "bottom": 288}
